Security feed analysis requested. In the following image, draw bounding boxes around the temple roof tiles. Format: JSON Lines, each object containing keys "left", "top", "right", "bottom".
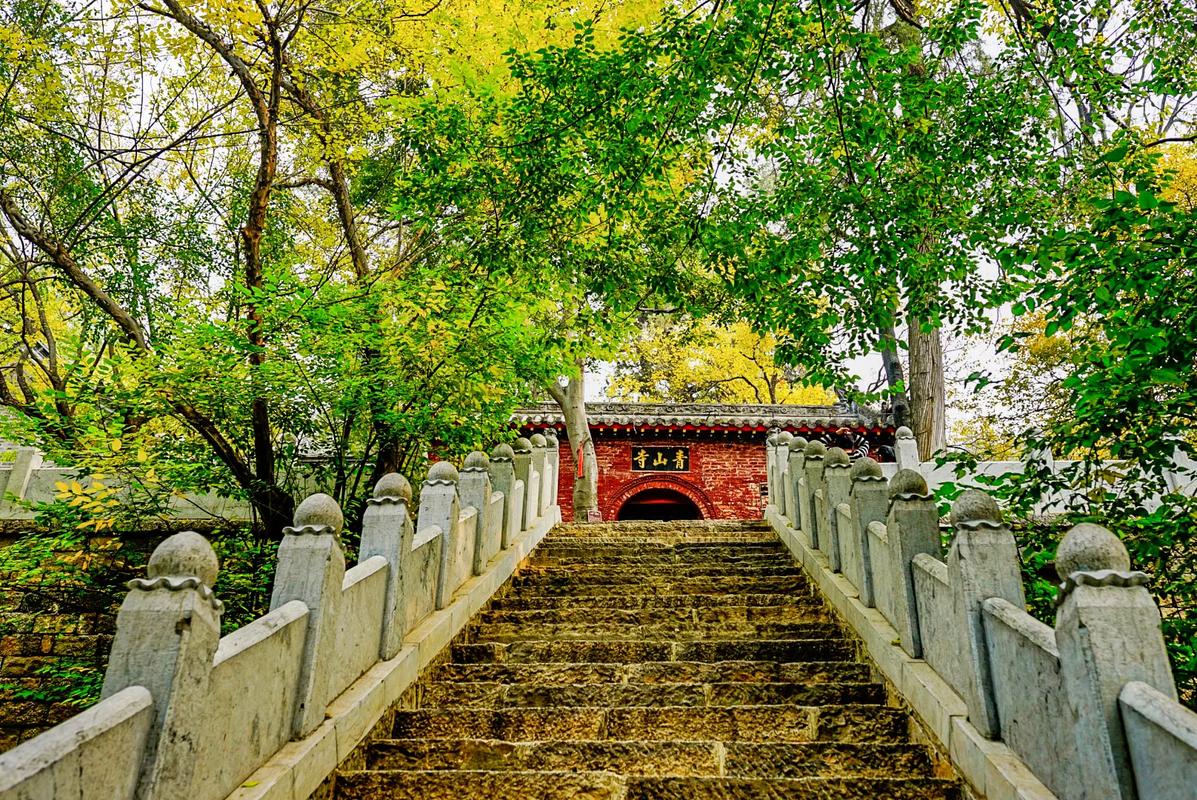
{"left": 512, "top": 401, "right": 889, "bottom": 431}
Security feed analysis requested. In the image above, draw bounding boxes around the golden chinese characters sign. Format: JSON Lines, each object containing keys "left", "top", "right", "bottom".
{"left": 631, "top": 446, "right": 690, "bottom": 472}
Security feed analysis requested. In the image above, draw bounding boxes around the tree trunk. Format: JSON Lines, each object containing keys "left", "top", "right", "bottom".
{"left": 879, "top": 326, "right": 911, "bottom": 429}
{"left": 907, "top": 322, "right": 946, "bottom": 460}
{"left": 546, "top": 363, "right": 599, "bottom": 520}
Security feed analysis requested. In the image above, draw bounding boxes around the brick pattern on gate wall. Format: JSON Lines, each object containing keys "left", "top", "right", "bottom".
{"left": 552, "top": 435, "right": 768, "bottom": 522}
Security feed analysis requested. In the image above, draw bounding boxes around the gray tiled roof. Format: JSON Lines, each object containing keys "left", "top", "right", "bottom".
{"left": 512, "top": 401, "right": 887, "bottom": 430}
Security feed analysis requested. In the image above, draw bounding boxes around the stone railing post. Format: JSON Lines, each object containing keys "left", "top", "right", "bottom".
{"left": 459, "top": 451, "right": 495, "bottom": 575}
{"left": 269, "top": 494, "right": 346, "bottom": 738}
{"left": 5, "top": 447, "right": 42, "bottom": 504}
{"left": 785, "top": 437, "right": 807, "bottom": 528}
{"left": 884, "top": 469, "right": 940, "bottom": 657}
{"left": 529, "top": 434, "right": 549, "bottom": 516}
{"left": 1054, "top": 523, "right": 1178, "bottom": 799}
{"left": 802, "top": 440, "right": 827, "bottom": 548}
{"left": 359, "top": 473, "right": 414, "bottom": 659}
{"left": 100, "top": 531, "right": 222, "bottom": 799}
{"left": 789, "top": 438, "right": 809, "bottom": 536}
{"left": 766, "top": 432, "right": 779, "bottom": 503}
{"left": 543, "top": 429, "right": 561, "bottom": 506}
{"left": 487, "top": 443, "right": 518, "bottom": 548}
{"left": 847, "top": 457, "right": 887, "bottom": 606}
{"left": 822, "top": 447, "right": 853, "bottom": 572}
{"left": 776, "top": 432, "right": 793, "bottom": 525}
{"left": 512, "top": 437, "right": 535, "bottom": 530}
{"left": 895, "top": 425, "right": 920, "bottom": 471}
{"left": 420, "top": 462, "right": 464, "bottom": 610}
{"left": 946, "top": 490, "right": 1025, "bottom": 739}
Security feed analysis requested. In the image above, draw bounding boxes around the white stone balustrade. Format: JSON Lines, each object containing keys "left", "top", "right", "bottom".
{"left": 765, "top": 436, "right": 1196, "bottom": 800}
{"left": 0, "top": 438, "right": 562, "bottom": 800}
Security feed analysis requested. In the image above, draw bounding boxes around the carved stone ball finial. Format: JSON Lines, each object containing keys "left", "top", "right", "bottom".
{"left": 896, "top": 426, "right": 915, "bottom": 440}
{"left": 373, "top": 473, "right": 413, "bottom": 503}
{"left": 426, "top": 461, "right": 460, "bottom": 484}
{"left": 791, "top": 437, "right": 808, "bottom": 451}
{"left": 543, "top": 430, "right": 559, "bottom": 447}
{"left": 147, "top": 531, "right": 219, "bottom": 586}
{"left": 491, "top": 443, "right": 515, "bottom": 461}
{"left": 850, "top": 457, "right": 883, "bottom": 481}
{"left": 805, "top": 440, "right": 827, "bottom": 458}
{"left": 825, "top": 447, "right": 851, "bottom": 467}
{"left": 949, "top": 490, "right": 1003, "bottom": 528}
{"left": 777, "top": 431, "right": 794, "bottom": 445}
{"left": 513, "top": 437, "right": 533, "bottom": 454}
{"left": 767, "top": 433, "right": 780, "bottom": 446}
{"left": 530, "top": 433, "right": 548, "bottom": 448}
{"left": 889, "top": 469, "right": 929, "bottom": 499}
{"left": 464, "top": 451, "right": 490, "bottom": 470}
{"left": 1055, "top": 523, "right": 1131, "bottom": 581}
{"left": 293, "top": 493, "right": 344, "bottom": 533}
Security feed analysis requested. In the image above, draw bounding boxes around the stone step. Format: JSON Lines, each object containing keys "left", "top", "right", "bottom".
{"left": 466, "top": 621, "right": 843, "bottom": 643}
{"left": 421, "top": 681, "right": 885, "bottom": 709}
{"left": 432, "top": 660, "right": 873, "bottom": 686}
{"left": 520, "top": 564, "right": 805, "bottom": 579}
{"left": 535, "top": 543, "right": 785, "bottom": 557}
{"left": 536, "top": 543, "right": 782, "bottom": 554}
{"left": 450, "top": 638, "right": 854, "bottom": 665}
{"left": 365, "top": 738, "right": 931, "bottom": 778}
{"left": 477, "top": 605, "right": 831, "bottom": 627}
{"left": 489, "top": 592, "right": 811, "bottom": 611}
{"left": 508, "top": 575, "right": 809, "bottom": 595}
{"left": 547, "top": 523, "right": 775, "bottom": 539}
{"left": 530, "top": 555, "right": 789, "bottom": 569}
{"left": 335, "top": 770, "right": 959, "bottom": 800}
{"left": 529, "top": 560, "right": 799, "bottom": 572}
{"left": 623, "top": 775, "right": 959, "bottom": 800}
{"left": 390, "top": 704, "right": 907, "bottom": 743}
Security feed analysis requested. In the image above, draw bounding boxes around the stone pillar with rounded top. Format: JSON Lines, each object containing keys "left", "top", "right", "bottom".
{"left": 787, "top": 437, "right": 807, "bottom": 530}
{"left": 460, "top": 451, "right": 498, "bottom": 575}
{"left": 420, "top": 461, "right": 464, "bottom": 610}
{"left": 269, "top": 493, "right": 346, "bottom": 738}
{"left": 488, "top": 443, "right": 519, "bottom": 548}
{"left": 882, "top": 469, "right": 940, "bottom": 657}
{"left": 542, "top": 429, "right": 560, "bottom": 507}
{"left": 765, "top": 432, "right": 779, "bottom": 503}
{"left": 947, "top": 490, "right": 1025, "bottom": 738}
{"left": 509, "top": 438, "right": 533, "bottom": 531}
{"left": 894, "top": 425, "right": 921, "bottom": 471}
{"left": 822, "top": 447, "right": 853, "bottom": 572}
{"left": 360, "top": 473, "right": 414, "bottom": 659}
{"left": 802, "top": 440, "right": 826, "bottom": 549}
{"left": 1054, "top": 523, "right": 1178, "bottom": 799}
{"left": 530, "top": 433, "right": 552, "bottom": 516}
{"left": 847, "top": 457, "right": 887, "bottom": 606}
{"left": 100, "top": 531, "right": 223, "bottom": 799}
{"left": 775, "top": 432, "right": 793, "bottom": 526}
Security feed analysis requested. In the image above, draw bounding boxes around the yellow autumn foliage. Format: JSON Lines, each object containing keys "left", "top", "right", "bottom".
{"left": 606, "top": 319, "right": 836, "bottom": 405}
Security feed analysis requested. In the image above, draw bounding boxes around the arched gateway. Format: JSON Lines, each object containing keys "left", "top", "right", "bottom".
{"left": 515, "top": 401, "right": 893, "bottom": 521}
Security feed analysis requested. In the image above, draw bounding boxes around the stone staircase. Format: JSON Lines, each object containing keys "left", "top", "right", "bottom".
{"left": 333, "top": 520, "right": 960, "bottom": 799}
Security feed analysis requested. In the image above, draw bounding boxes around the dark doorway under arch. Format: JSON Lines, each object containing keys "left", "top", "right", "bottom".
{"left": 616, "top": 488, "right": 703, "bottom": 521}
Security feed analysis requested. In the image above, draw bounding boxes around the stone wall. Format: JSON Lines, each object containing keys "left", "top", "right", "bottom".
{"left": 0, "top": 534, "right": 152, "bottom": 751}
{"left": 0, "top": 435, "right": 562, "bottom": 800}
{"left": 765, "top": 433, "right": 1197, "bottom": 800}
{"left": 0, "top": 585, "right": 113, "bottom": 752}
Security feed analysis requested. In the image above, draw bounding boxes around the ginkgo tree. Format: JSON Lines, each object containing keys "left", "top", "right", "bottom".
{"left": 607, "top": 318, "right": 836, "bottom": 405}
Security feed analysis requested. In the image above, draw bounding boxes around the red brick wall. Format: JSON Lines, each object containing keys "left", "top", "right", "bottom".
{"left": 553, "top": 436, "right": 767, "bottom": 522}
